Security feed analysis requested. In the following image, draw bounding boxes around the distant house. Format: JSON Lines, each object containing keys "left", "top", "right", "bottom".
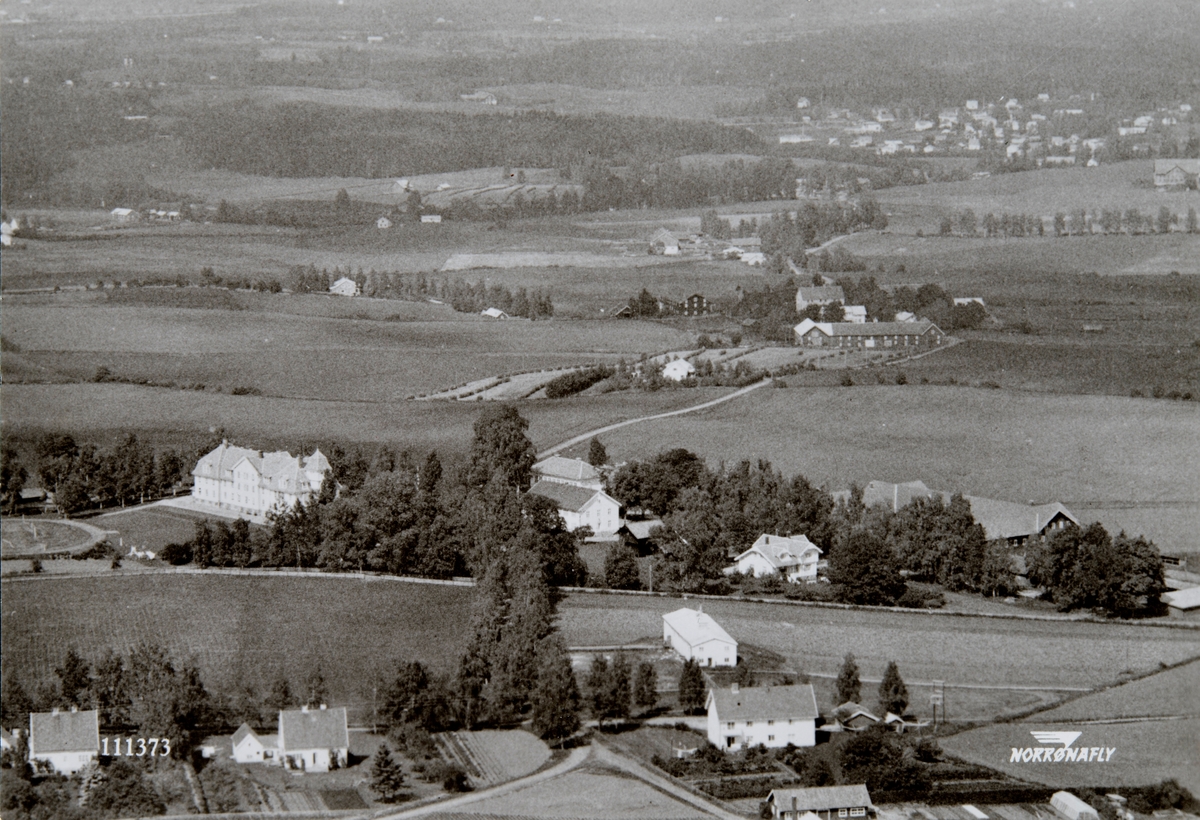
{"left": 110, "top": 207, "right": 139, "bottom": 222}
{"left": 964, "top": 497, "right": 1078, "bottom": 547}
{"left": 231, "top": 723, "right": 278, "bottom": 764}
{"left": 707, "top": 683, "right": 819, "bottom": 750}
{"left": 532, "top": 456, "right": 603, "bottom": 491}
{"left": 662, "top": 359, "right": 696, "bottom": 381}
{"left": 460, "top": 91, "right": 497, "bottom": 105}
{"left": 682, "top": 294, "right": 710, "bottom": 316}
{"left": 376, "top": 216, "right": 393, "bottom": 229}
{"left": 894, "top": 311, "right": 917, "bottom": 322}
{"left": 740, "top": 252, "right": 766, "bottom": 266}
{"left": 651, "top": 227, "right": 680, "bottom": 255}
{"left": 1162, "top": 586, "right": 1200, "bottom": 618}
{"left": 330, "top": 277, "right": 360, "bottom": 296}
{"left": 480, "top": 307, "right": 509, "bottom": 319}
{"left": 793, "top": 319, "right": 946, "bottom": 350}
{"left": 953, "top": 297, "right": 985, "bottom": 307}
{"left": 1153, "top": 159, "right": 1200, "bottom": 188}
{"left": 766, "top": 784, "right": 874, "bottom": 820}
{"left": 795, "top": 286, "right": 846, "bottom": 312}
{"left": 663, "top": 607, "right": 737, "bottom": 667}
{"left": 278, "top": 706, "right": 349, "bottom": 773}
{"left": 842, "top": 305, "right": 867, "bottom": 324}
{"left": 828, "top": 701, "right": 881, "bottom": 732}
{"left": 192, "top": 440, "right": 330, "bottom": 520}
{"left": 725, "top": 533, "right": 821, "bottom": 583}
{"left": 1051, "top": 791, "right": 1100, "bottom": 820}
{"left": 29, "top": 709, "right": 99, "bottom": 775}
{"left": 420, "top": 214, "right": 442, "bottom": 223}
{"left": 527, "top": 480, "right": 622, "bottom": 536}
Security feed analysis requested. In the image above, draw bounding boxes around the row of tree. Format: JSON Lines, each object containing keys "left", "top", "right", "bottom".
{"left": 939, "top": 206, "right": 1200, "bottom": 238}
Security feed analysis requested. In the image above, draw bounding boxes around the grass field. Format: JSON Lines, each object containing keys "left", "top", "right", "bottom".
{"left": 1023, "top": 659, "right": 1200, "bottom": 723}
{"left": 97, "top": 504, "right": 230, "bottom": 554}
{"left": 0, "top": 574, "right": 474, "bottom": 723}
{"left": 0, "top": 519, "right": 93, "bottom": 557}
{"left": 592, "top": 385, "right": 1200, "bottom": 550}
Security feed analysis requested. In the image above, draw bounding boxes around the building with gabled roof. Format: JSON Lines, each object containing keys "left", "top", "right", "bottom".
{"left": 963, "top": 497, "right": 1078, "bottom": 546}
{"left": 795, "top": 286, "right": 846, "bottom": 312}
{"left": 192, "top": 441, "right": 330, "bottom": 520}
{"left": 651, "top": 227, "right": 680, "bottom": 255}
{"left": 662, "top": 359, "right": 697, "bottom": 382}
{"left": 1153, "top": 159, "right": 1200, "bottom": 188}
{"left": 707, "top": 683, "right": 819, "bottom": 751}
{"left": 278, "top": 706, "right": 348, "bottom": 773}
{"left": 766, "top": 784, "right": 874, "bottom": 820}
{"left": 29, "top": 709, "right": 99, "bottom": 775}
{"left": 231, "top": 722, "right": 278, "bottom": 764}
{"left": 726, "top": 533, "right": 822, "bottom": 583}
{"left": 793, "top": 319, "right": 945, "bottom": 350}
{"left": 528, "top": 480, "right": 622, "bottom": 536}
{"left": 533, "top": 456, "right": 603, "bottom": 491}
{"left": 330, "top": 276, "right": 360, "bottom": 296}
{"left": 829, "top": 701, "right": 882, "bottom": 732}
{"left": 663, "top": 607, "right": 737, "bottom": 667}
{"left": 860, "top": 480, "right": 945, "bottom": 512}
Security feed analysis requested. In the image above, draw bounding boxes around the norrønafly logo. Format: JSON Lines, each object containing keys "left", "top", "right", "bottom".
{"left": 1011, "top": 731, "right": 1115, "bottom": 763}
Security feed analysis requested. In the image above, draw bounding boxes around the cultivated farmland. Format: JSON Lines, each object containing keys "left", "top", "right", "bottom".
{"left": 592, "top": 385, "right": 1200, "bottom": 554}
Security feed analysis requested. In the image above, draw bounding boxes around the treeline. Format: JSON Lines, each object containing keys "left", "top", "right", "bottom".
{"left": 939, "top": 206, "right": 1200, "bottom": 238}
{"left": 182, "top": 104, "right": 764, "bottom": 180}
{"left": 1, "top": 434, "right": 188, "bottom": 516}
{"left": 607, "top": 448, "right": 1165, "bottom": 616}
{"left": 286, "top": 265, "right": 554, "bottom": 318}
{"left": 758, "top": 202, "right": 888, "bottom": 271}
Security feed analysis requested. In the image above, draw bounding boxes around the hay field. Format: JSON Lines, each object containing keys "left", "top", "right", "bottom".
{"left": 1024, "top": 659, "right": 1200, "bottom": 723}
{"left": 0, "top": 574, "right": 474, "bottom": 717}
{"left": 593, "top": 385, "right": 1200, "bottom": 551}
{"left": 1, "top": 299, "right": 691, "bottom": 401}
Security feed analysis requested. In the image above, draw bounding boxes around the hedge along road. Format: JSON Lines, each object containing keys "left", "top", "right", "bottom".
{"left": 538, "top": 377, "right": 773, "bottom": 457}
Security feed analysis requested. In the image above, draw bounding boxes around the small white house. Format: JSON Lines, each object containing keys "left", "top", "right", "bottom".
{"left": 528, "top": 480, "right": 622, "bottom": 536}
{"left": 420, "top": 214, "right": 442, "bottom": 223}
{"left": 726, "top": 534, "right": 822, "bottom": 583}
{"left": 707, "top": 683, "right": 819, "bottom": 751}
{"left": 766, "top": 784, "right": 874, "bottom": 820}
{"left": 480, "top": 307, "right": 509, "bottom": 319}
{"left": 231, "top": 723, "right": 278, "bottom": 764}
{"left": 278, "top": 706, "right": 349, "bottom": 773}
{"left": 842, "top": 305, "right": 867, "bottom": 324}
{"left": 662, "top": 359, "right": 696, "bottom": 382}
{"left": 663, "top": 607, "right": 737, "bottom": 667}
{"left": 330, "top": 277, "right": 360, "bottom": 297}
{"left": 1051, "top": 792, "right": 1100, "bottom": 820}
{"left": 29, "top": 709, "right": 99, "bottom": 775}
{"left": 110, "top": 207, "right": 139, "bottom": 222}
{"left": 376, "top": 216, "right": 393, "bottom": 229}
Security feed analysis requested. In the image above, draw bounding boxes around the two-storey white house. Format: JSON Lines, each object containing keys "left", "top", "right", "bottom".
{"left": 663, "top": 607, "right": 737, "bottom": 667}
{"left": 29, "top": 709, "right": 100, "bottom": 775}
{"left": 528, "top": 480, "right": 622, "bottom": 536}
{"left": 726, "top": 534, "right": 822, "bottom": 583}
{"left": 192, "top": 441, "right": 330, "bottom": 520}
{"left": 707, "top": 683, "right": 819, "bottom": 751}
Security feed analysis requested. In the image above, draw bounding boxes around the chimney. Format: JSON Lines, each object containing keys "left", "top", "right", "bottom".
{"left": 731, "top": 682, "right": 739, "bottom": 694}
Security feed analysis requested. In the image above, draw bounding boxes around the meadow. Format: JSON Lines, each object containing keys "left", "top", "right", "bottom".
{"left": 589, "top": 385, "right": 1200, "bottom": 553}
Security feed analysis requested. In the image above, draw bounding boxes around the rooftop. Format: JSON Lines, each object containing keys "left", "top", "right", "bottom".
{"left": 768, "top": 784, "right": 874, "bottom": 811}
{"left": 528, "top": 480, "right": 609, "bottom": 513}
{"left": 279, "top": 707, "right": 349, "bottom": 751}
{"left": 533, "top": 456, "right": 601, "bottom": 483}
{"left": 29, "top": 710, "right": 99, "bottom": 755}
{"left": 663, "top": 607, "right": 736, "bottom": 647}
{"left": 709, "top": 683, "right": 820, "bottom": 722}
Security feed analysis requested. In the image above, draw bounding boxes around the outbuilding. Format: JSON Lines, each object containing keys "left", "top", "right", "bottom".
{"left": 663, "top": 607, "right": 736, "bottom": 667}
{"left": 1051, "top": 791, "right": 1100, "bottom": 820}
{"left": 766, "top": 785, "right": 874, "bottom": 820}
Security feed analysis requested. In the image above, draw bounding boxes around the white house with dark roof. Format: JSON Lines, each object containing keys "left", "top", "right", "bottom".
{"left": 963, "top": 497, "right": 1077, "bottom": 547}
{"left": 532, "top": 456, "right": 603, "bottom": 491}
{"left": 663, "top": 607, "right": 737, "bottom": 667}
{"left": 766, "top": 784, "right": 874, "bottom": 820}
{"left": 726, "top": 534, "right": 822, "bottom": 583}
{"left": 662, "top": 359, "right": 696, "bottom": 382}
{"left": 192, "top": 441, "right": 330, "bottom": 520}
{"left": 231, "top": 722, "right": 278, "bottom": 764}
{"left": 278, "top": 706, "right": 348, "bottom": 773}
{"left": 29, "top": 709, "right": 99, "bottom": 775}
{"left": 527, "top": 480, "right": 622, "bottom": 535}
{"left": 707, "top": 683, "right": 819, "bottom": 750}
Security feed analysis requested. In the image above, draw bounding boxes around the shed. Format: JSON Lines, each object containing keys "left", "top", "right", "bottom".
{"left": 663, "top": 607, "right": 736, "bottom": 667}
{"left": 1051, "top": 792, "right": 1100, "bottom": 820}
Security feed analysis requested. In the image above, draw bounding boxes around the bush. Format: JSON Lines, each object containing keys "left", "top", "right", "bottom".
{"left": 419, "top": 760, "right": 471, "bottom": 792}
{"left": 840, "top": 374, "right": 854, "bottom": 387}
{"left": 158, "top": 542, "right": 193, "bottom": 565}
{"left": 544, "top": 366, "right": 615, "bottom": 399}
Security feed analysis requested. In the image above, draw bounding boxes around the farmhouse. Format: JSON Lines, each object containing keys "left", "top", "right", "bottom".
{"left": 278, "top": 706, "right": 349, "bottom": 773}
{"left": 480, "top": 307, "right": 510, "bottom": 319}
{"left": 682, "top": 294, "right": 710, "bottom": 316}
{"left": 421, "top": 214, "right": 443, "bottom": 223}
{"left": 662, "top": 359, "right": 697, "bottom": 381}
{"left": 1153, "top": 159, "right": 1200, "bottom": 188}
{"left": 707, "top": 683, "right": 819, "bottom": 751}
{"left": 651, "top": 227, "right": 680, "bottom": 255}
{"left": 793, "top": 319, "right": 946, "bottom": 350}
{"left": 766, "top": 784, "right": 874, "bottom": 820}
{"left": 329, "top": 277, "right": 360, "bottom": 296}
{"left": 110, "top": 207, "right": 139, "bottom": 222}
{"left": 532, "top": 456, "right": 603, "bottom": 491}
{"left": 376, "top": 216, "right": 392, "bottom": 229}
{"left": 795, "top": 285, "right": 846, "bottom": 312}
{"left": 842, "top": 305, "right": 868, "bottom": 323}
{"left": 29, "top": 709, "right": 99, "bottom": 775}
{"left": 231, "top": 723, "right": 278, "bottom": 764}
{"left": 725, "top": 533, "right": 822, "bottom": 583}
{"left": 663, "top": 607, "right": 737, "bottom": 667}
{"left": 964, "top": 496, "right": 1078, "bottom": 546}
{"left": 527, "top": 480, "right": 622, "bottom": 536}
{"left": 192, "top": 441, "right": 330, "bottom": 520}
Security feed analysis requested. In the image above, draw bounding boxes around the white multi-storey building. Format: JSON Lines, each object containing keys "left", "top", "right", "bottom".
{"left": 192, "top": 441, "right": 330, "bottom": 519}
